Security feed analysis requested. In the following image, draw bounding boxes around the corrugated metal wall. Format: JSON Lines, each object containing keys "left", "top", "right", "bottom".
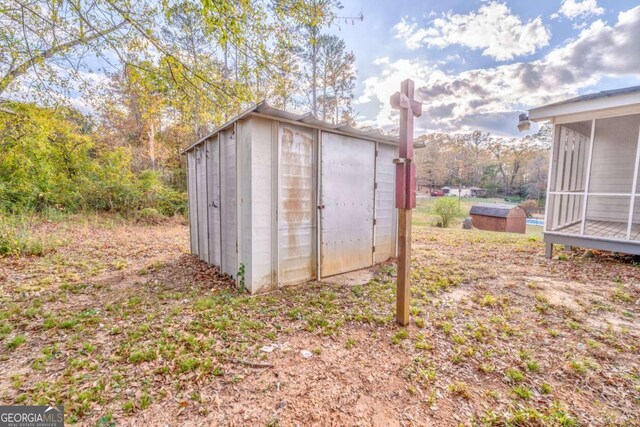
{"left": 195, "top": 145, "right": 209, "bottom": 262}
{"left": 250, "top": 118, "right": 275, "bottom": 290}
{"left": 220, "top": 128, "right": 238, "bottom": 278}
{"left": 239, "top": 120, "right": 252, "bottom": 286}
{"left": 278, "top": 124, "right": 316, "bottom": 285}
{"left": 206, "top": 137, "right": 221, "bottom": 266}
{"left": 374, "top": 143, "right": 397, "bottom": 263}
{"left": 187, "top": 150, "right": 198, "bottom": 255}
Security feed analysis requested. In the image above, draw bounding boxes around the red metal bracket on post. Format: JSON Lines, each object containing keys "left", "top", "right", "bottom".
{"left": 393, "top": 159, "right": 416, "bottom": 209}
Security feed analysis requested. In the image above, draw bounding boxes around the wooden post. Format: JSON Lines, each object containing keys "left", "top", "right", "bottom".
{"left": 396, "top": 208, "right": 411, "bottom": 325}
{"left": 391, "top": 79, "right": 422, "bottom": 326}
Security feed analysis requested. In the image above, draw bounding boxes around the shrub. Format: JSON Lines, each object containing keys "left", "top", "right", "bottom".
{"left": 432, "top": 197, "right": 464, "bottom": 228}
{"left": 134, "top": 208, "right": 165, "bottom": 224}
{"left": 0, "top": 102, "right": 187, "bottom": 216}
{"left": 0, "top": 216, "right": 59, "bottom": 256}
{"left": 135, "top": 170, "right": 187, "bottom": 216}
{"left": 519, "top": 199, "right": 539, "bottom": 217}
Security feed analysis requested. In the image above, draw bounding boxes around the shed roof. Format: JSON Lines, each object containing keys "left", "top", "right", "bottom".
{"left": 528, "top": 85, "right": 640, "bottom": 122}
{"left": 470, "top": 203, "right": 520, "bottom": 218}
{"left": 182, "top": 101, "right": 398, "bottom": 153}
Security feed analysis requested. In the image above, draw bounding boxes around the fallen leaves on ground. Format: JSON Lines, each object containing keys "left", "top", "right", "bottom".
{"left": 0, "top": 215, "right": 638, "bottom": 426}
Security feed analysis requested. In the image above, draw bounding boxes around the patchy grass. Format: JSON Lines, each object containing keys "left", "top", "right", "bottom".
{"left": 0, "top": 216, "right": 64, "bottom": 256}
{"left": 0, "top": 211, "right": 638, "bottom": 425}
{"left": 6, "top": 335, "right": 26, "bottom": 351}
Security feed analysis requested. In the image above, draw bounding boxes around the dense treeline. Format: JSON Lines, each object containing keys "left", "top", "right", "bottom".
{"left": 415, "top": 126, "right": 551, "bottom": 201}
{"left": 0, "top": 102, "right": 185, "bottom": 216}
{"left": 0, "top": 0, "right": 358, "bottom": 216}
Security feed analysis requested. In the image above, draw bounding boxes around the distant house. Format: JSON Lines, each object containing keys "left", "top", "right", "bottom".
{"left": 470, "top": 186, "right": 487, "bottom": 197}
{"left": 441, "top": 186, "right": 484, "bottom": 197}
{"left": 470, "top": 203, "right": 526, "bottom": 234}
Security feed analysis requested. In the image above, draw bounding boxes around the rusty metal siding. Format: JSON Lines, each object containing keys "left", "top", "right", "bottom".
{"left": 195, "top": 145, "right": 209, "bottom": 262}
{"left": 187, "top": 150, "right": 198, "bottom": 255}
{"left": 206, "top": 136, "right": 221, "bottom": 267}
{"left": 250, "top": 117, "right": 275, "bottom": 291}
{"left": 320, "top": 132, "right": 375, "bottom": 277}
{"left": 220, "top": 129, "right": 237, "bottom": 278}
{"left": 278, "top": 124, "right": 316, "bottom": 285}
{"left": 374, "top": 142, "right": 397, "bottom": 263}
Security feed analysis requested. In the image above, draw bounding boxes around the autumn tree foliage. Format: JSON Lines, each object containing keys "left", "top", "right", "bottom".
{"left": 0, "top": 0, "right": 359, "bottom": 214}
{"left": 414, "top": 125, "right": 551, "bottom": 199}
{"left": 0, "top": 102, "right": 185, "bottom": 214}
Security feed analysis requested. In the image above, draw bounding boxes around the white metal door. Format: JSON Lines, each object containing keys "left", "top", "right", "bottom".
{"left": 374, "top": 143, "right": 397, "bottom": 263}
{"left": 278, "top": 125, "right": 315, "bottom": 285}
{"left": 320, "top": 132, "right": 375, "bottom": 277}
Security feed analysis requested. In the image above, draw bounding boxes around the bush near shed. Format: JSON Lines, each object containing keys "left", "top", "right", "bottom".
{"left": 432, "top": 197, "right": 465, "bottom": 228}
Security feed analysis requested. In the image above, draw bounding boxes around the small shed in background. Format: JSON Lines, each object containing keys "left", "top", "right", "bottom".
{"left": 182, "top": 101, "right": 400, "bottom": 294}
{"left": 470, "top": 203, "right": 526, "bottom": 234}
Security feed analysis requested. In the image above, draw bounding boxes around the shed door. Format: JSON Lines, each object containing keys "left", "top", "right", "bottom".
{"left": 320, "top": 132, "right": 375, "bottom": 277}
{"left": 278, "top": 125, "right": 315, "bottom": 285}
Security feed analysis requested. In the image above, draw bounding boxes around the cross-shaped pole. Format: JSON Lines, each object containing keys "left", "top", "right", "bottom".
{"left": 390, "top": 79, "right": 422, "bottom": 326}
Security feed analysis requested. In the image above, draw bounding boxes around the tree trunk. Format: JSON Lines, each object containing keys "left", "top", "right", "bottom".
{"left": 148, "top": 122, "right": 156, "bottom": 170}
{"left": 311, "top": 27, "right": 318, "bottom": 116}
{"left": 335, "top": 88, "right": 340, "bottom": 124}
{"left": 321, "top": 64, "right": 328, "bottom": 121}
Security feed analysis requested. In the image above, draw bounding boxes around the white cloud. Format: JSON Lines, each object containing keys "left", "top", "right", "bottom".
{"left": 394, "top": 2, "right": 551, "bottom": 61}
{"left": 359, "top": 6, "right": 640, "bottom": 135}
{"left": 356, "top": 58, "right": 439, "bottom": 128}
{"left": 558, "top": 0, "right": 605, "bottom": 20}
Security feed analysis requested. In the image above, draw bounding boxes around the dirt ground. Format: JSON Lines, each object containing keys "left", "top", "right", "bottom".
{"left": 0, "top": 214, "right": 639, "bottom": 426}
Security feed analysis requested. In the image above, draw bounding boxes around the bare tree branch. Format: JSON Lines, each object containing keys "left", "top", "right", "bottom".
{"left": 0, "top": 20, "right": 126, "bottom": 96}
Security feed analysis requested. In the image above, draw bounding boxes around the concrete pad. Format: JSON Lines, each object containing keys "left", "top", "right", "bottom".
{"left": 322, "top": 269, "right": 375, "bottom": 286}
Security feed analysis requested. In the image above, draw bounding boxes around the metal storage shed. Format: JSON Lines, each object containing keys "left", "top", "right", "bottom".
{"left": 182, "top": 101, "right": 400, "bottom": 293}
{"left": 469, "top": 203, "right": 526, "bottom": 234}
{"left": 527, "top": 85, "right": 640, "bottom": 258}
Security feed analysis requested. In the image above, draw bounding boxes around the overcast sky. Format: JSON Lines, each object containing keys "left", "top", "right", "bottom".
{"left": 331, "top": 0, "right": 640, "bottom": 136}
